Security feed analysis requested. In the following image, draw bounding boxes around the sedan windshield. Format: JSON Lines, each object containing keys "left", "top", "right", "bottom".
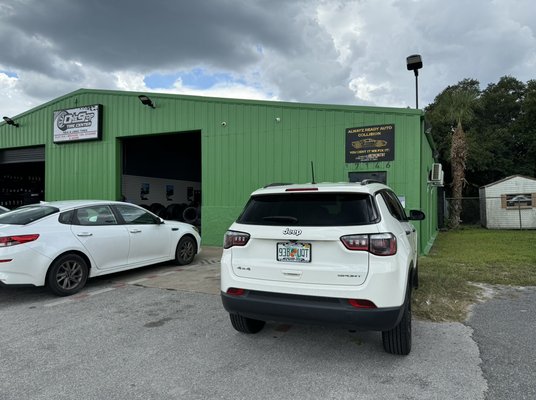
{"left": 0, "top": 205, "right": 59, "bottom": 225}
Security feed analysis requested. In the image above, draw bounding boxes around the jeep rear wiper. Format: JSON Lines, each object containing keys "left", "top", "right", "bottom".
{"left": 262, "top": 216, "right": 298, "bottom": 223}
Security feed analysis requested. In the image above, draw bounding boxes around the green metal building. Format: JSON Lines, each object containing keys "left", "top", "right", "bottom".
{"left": 0, "top": 89, "right": 438, "bottom": 252}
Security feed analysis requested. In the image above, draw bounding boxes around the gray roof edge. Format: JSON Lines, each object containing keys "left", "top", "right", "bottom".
{"left": 480, "top": 174, "right": 536, "bottom": 189}
{"left": 6, "top": 88, "right": 424, "bottom": 121}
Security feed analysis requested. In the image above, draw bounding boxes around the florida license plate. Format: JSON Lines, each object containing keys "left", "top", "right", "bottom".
{"left": 277, "top": 242, "right": 311, "bottom": 263}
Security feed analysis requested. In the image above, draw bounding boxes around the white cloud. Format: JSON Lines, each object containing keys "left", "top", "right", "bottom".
{"left": 0, "top": 72, "right": 38, "bottom": 117}
{"left": 349, "top": 77, "right": 393, "bottom": 105}
{"left": 171, "top": 81, "right": 277, "bottom": 102}
{"left": 114, "top": 71, "right": 147, "bottom": 92}
{"left": 114, "top": 71, "right": 278, "bottom": 102}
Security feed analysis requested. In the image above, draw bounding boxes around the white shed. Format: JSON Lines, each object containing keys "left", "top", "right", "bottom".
{"left": 479, "top": 175, "right": 536, "bottom": 229}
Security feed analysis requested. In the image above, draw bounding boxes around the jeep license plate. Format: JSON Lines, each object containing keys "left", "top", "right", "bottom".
{"left": 277, "top": 242, "right": 311, "bottom": 263}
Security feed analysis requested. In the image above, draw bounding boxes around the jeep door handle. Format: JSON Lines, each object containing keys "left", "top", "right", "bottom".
{"left": 405, "top": 229, "right": 415, "bottom": 235}
{"left": 129, "top": 229, "right": 142, "bottom": 233}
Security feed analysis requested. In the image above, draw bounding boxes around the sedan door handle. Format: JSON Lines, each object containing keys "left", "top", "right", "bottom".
{"left": 76, "top": 232, "right": 93, "bottom": 237}
{"left": 129, "top": 229, "right": 142, "bottom": 233}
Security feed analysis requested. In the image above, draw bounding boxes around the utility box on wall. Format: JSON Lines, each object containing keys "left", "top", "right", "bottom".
{"left": 0, "top": 89, "right": 438, "bottom": 252}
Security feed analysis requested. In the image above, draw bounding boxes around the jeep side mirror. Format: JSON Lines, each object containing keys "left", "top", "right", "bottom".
{"left": 408, "top": 210, "right": 425, "bottom": 220}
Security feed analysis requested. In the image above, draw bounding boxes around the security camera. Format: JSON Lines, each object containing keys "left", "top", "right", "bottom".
{"left": 221, "top": 121, "right": 227, "bottom": 127}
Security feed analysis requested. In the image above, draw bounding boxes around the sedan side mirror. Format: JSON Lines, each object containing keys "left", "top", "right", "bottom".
{"left": 408, "top": 210, "right": 425, "bottom": 220}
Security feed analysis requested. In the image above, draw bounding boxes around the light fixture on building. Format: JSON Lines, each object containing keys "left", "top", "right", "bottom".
{"left": 2, "top": 116, "right": 19, "bottom": 127}
{"left": 138, "top": 95, "right": 155, "bottom": 109}
{"left": 406, "top": 54, "right": 423, "bottom": 109}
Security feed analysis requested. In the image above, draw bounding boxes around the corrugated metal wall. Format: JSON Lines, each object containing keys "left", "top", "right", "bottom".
{"left": 0, "top": 89, "right": 437, "bottom": 250}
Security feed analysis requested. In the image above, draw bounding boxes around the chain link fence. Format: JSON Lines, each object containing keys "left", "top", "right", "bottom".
{"left": 441, "top": 196, "right": 536, "bottom": 230}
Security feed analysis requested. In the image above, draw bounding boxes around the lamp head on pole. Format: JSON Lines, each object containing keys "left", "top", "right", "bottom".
{"left": 406, "top": 54, "right": 423, "bottom": 76}
{"left": 406, "top": 54, "right": 423, "bottom": 109}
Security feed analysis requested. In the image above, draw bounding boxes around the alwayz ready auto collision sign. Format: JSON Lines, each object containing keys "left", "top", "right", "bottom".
{"left": 345, "top": 124, "right": 395, "bottom": 163}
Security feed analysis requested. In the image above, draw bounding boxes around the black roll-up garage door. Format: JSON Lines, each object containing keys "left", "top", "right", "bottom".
{"left": 0, "top": 146, "right": 45, "bottom": 164}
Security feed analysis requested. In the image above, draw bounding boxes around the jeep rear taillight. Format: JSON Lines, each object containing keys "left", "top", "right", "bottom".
{"left": 339, "top": 234, "right": 369, "bottom": 251}
{"left": 340, "top": 233, "right": 397, "bottom": 256}
{"left": 369, "top": 233, "right": 397, "bottom": 256}
{"left": 223, "top": 231, "right": 250, "bottom": 249}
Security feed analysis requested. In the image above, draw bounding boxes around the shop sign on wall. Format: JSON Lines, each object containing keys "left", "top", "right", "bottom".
{"left": 53, "top": 104, "right": 102, "bottom": 143}
{"left": 345, "top": 124, "right": 395, "bottom": 163}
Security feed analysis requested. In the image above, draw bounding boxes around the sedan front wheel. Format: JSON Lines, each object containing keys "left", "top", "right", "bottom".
{"left": 47, "top": 254, "right": 89, "bottom": 296}
{"left": 175, "top": 236, "right": 197, "bottom": 265}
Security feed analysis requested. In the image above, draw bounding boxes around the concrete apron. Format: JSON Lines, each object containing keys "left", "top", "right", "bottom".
{"left": 134, "top": 246, "right": 223, "bottom": 295}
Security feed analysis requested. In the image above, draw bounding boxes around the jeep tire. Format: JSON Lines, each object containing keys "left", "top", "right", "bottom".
{"left": 382, "top": 287, "right": 412, "bottom": 355}
{"left": 229, "top": 313, "right": 266, "bottom": 334}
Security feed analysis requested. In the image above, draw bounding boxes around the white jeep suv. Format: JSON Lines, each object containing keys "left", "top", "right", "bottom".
{"left": 220, "top": 181, "right": 425, "bottom": 355}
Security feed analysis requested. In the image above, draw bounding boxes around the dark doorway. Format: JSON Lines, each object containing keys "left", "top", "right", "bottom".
{"left": 120, "top": 131, "right": 202, "bottom": 228}
{"left": 0, "top": 146, "right": 45, "bottom": 210}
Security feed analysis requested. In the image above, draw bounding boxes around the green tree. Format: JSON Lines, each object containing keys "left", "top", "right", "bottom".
{"left": 470, "top": 76, "right": 526, "bottom": 183}
{"left": 426, "top": 76, "right": 536, "bottom": 229}
{"left": 513, "top": 79, "right": 536, "bottom": 176}
{"left": 425, "top": 80, "right": 480, "bottom": 228}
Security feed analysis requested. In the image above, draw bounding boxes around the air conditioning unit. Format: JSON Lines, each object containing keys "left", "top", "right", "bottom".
{"left": 428, "top": 163, "right": 444, "bottom": 186}
{"left": 430, "top": 163, "right": 442, "bottom": 181}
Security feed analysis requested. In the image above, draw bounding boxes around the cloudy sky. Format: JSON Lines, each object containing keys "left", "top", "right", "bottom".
{"left": 1, "top": 0, "right": 535, "bottom": 118}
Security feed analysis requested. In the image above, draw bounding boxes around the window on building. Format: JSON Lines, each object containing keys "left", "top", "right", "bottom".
{"left": 502, "top": 193, "right": 534, "bottom": 209}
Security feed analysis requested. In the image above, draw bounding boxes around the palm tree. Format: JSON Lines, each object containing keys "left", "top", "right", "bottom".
{"left": 439, "top": 88, "right": 479, "bottom": 228}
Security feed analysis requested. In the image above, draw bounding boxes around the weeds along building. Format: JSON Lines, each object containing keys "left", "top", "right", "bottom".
{"left": 0, "top": 89, "right": 438, "bottom": 252}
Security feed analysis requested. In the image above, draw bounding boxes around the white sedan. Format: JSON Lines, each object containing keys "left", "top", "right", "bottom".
{"left": 0, "top": 200, "right": 201, "bottom": 296}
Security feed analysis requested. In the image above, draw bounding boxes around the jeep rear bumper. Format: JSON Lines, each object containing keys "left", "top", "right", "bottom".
{"left": 221, "top": 289, "right": 405, "bottom": 331}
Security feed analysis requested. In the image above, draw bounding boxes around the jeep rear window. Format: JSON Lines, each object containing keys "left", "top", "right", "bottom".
{"left": 237, "top": 193, "right": 377, "bottom": 226}
{"left": 0, "top": 205, "right": 59, "bottom": 225}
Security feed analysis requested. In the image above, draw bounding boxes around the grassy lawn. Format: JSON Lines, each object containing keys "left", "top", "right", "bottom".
{"left": 413, "top": 227, "right": 536, "bottom": 322}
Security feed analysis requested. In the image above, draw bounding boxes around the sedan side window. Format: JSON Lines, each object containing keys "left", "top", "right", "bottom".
{"left": 115, "top": 204, "right": 160, "bottom": 225}
{"left": 74, "top": 206, "right": 118, "bottom": 226}
{"left": 59, "top": 210, "right": 74, "bottom": 225}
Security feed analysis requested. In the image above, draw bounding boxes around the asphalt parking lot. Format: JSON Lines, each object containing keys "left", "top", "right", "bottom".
{"left": 3, "top": 246, "right": 530, "bottom": 400}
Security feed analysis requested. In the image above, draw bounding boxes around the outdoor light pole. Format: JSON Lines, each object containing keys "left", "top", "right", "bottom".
{"left": 406, "top": 54, "right": 423, "bottom": 109}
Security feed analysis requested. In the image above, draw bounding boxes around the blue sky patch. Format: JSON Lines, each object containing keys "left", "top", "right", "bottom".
{"left": 0, "top": 70, "right": 18, "bottom": 78}
{"left": 144, "top": 68, "right": 244, "bottom": 90}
